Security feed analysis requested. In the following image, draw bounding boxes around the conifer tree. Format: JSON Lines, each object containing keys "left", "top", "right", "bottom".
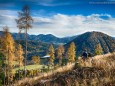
{"left": 15, "top": 44, "right": 24, "bottom": 67}
{"left": 95, "top": 44, "right": 103, "bottom": 55}
{"left": 56, "top": 45, "right": 64, "bottom": 65}
{"left": 1, "top": 26, "right": 15, "bottom": 68}
{"left": 32, "top": 56, "right": 40, "bottom": 64}
{"left": 0, "top": 37, "right": 5, "bottom": 86}
{"left": 1, "top": 26, "right": 15, "bottom": 85}
{"left": 48, "top": 44, "right": 55, "bottom": 66}
{"left": 16, "top": 5, "right": 33, "bottom": 77}
{"left": 0, "top": 52, "right": 5, "bottom": 85}
{"left": 66, "top": 42, "right": 76, "bottom": 63}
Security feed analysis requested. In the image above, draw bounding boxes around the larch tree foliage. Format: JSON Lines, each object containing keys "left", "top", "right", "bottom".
{"left": 0, "top": 40, "right": 5, "bottom": 86}
{"left": 1, "top": 26, "right": 15, "bottom": 68}
{"left": 32, "top": 56, "right": 40, "bottom": 64}
{"left": 48, "top": 44, "right": 55, "bottom": 66}
{"left": 15, "top": 44, "right": 24, "bottom": 67}
{"left": 1, "top": 27, "right": 15, "bottom": 85}
{"left": 56, "top": 45, "right": 64, "bottom": 65}
{"left": 95, "top": 44, "right": 103, "bottom": 55}
{"left": 0, "top": 53, "right": 5, "bottom": 86}
{"left": 0, "top": 36, "right": 5, "bottom": 86}
{"left": 16, "top": 5, "right": 33, "bottom": 77}
{"left": 66, "top": 42, "right": 76, "bottom": 63}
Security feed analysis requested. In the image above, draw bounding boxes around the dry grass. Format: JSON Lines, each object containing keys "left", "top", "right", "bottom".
{"left": 15, "top": 52, "right": 115, "bottom": 86}
{"left": 15, "top": 63, "right": 75, "bottom": 86}
{"left": 78, "top": 52, "right": 115, "bottom": 70}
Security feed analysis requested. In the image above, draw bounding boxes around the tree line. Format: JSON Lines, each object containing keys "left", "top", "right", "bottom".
{"left": 47, "top": 42, "right": 76, "bottom": 66}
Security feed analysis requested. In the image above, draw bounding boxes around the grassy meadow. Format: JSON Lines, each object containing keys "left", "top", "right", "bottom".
{"left": 12, "top": 64, "right": 43, "bottom": 73}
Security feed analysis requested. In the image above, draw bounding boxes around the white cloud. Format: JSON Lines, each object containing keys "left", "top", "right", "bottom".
{"left": 31, "top": 13, "right": 115, "bottom": 37}
{"left": 0, "top": 10, "right": 17, "bottom": 16}
{"left": 0, "top": 12, "right": 115, "bottom": 37}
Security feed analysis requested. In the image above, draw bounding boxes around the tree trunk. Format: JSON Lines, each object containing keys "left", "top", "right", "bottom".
{"left": 7, "top": 45, "right": 9, "bottom": 86}
{"left": 24, "top": 28, "right": 27, "bottom": 78}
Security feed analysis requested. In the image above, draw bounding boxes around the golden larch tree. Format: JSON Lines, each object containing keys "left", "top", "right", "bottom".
{"left": 1, "top": 27, "right": 15, "bottom": 85}
{"left": 16, "top": 5, "right": 33, "bottom": 77}
{"left": 15, "top": 44, "right": 24, "bottom": 67}
{"left": 56, "top": 45, "right": 64, "bottom": 65}
{"left": 32, "top": 56, "right": 40, "bottom": 64}
{"left": 48, "top": 44, "right": 55, "bottom": 66}
{"left": 1, "top": 26, "right": 15, "bottom": 68}
{"left": 66, "top": 42, "right": 76, "bottom": 63}
{"left": 95, "top": 44, "right": 103, "bottom": 55}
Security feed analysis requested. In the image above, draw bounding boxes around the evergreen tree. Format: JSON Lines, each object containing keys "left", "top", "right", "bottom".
{"left": 95, "top": 44, "right": 103, "bottom": 55}
{"left": 15, "top": 44, "right": 24, "bottom": 67}
{"left": 66, "top": 42, "right": 76, "bottom": 63}
{"left": 32, "top": 56, "right": 40, "bottom": 64}
{"left": 56, "top": 45, "right": 64, "bottom": 65}
{"left": 48, "top": 44, "right": 55, "bottom": 66}
{"left": 16, "top": 5, "right": 33, "bottom": 77}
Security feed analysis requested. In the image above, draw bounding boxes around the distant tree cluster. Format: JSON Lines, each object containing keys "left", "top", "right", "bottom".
{"left": 47, "top": 42, "right": 76, "bottom": 66}
{"left": 47, "top": 41, "right": 104, "bottom": 66}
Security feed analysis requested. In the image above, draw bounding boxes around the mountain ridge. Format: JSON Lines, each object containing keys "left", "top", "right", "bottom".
{"left": 4, "top": 32, "right": 77, "bottom": 44}
{"left": 65, "top": 31, "right": 115, "bottom": 56}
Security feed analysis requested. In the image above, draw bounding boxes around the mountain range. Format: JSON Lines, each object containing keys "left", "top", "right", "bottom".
{"left": 11, "top": 33, "right": 77, "bottom": 44}
{"left": 0, "top": 31, "right": 115, "bottom": 59}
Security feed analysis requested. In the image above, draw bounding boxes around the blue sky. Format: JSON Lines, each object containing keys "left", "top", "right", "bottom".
{"left": 0, "top": 0, "right": 115, "bottom": 37}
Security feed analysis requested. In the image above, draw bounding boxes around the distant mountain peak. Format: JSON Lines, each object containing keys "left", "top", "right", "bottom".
{"left": 65, "top": 31, "right": 115, "bottom": 56}
{"left": 44, "top": 34, "right": 56, "bottom": 37}
{"left": 81, "top": 31, "right": 107, "bottom": 36}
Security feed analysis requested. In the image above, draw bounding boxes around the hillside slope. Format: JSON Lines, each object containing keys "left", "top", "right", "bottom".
{"left": 16, "top": 53, "right": 115, "bottom": 86}
{"left": 15, "top": 40, "right": 56, "bottom": 60}
{"left": 65, "top": 31, "right": 115, "bottom": 56}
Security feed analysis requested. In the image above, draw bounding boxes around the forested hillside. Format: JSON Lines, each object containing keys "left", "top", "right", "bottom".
{"left": 65, "top": 31, "right": 115, "bottom": 56}
{"left": 15, "top": 40, "right": 58, "bottom": 60}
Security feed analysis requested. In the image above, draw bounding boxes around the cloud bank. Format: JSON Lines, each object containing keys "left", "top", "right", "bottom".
{"left": 0, "top": 10, "right": 115, "bottom": 37}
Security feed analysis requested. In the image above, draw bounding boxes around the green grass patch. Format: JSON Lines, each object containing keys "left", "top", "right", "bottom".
{"left": 12, "top": 64, "right": 46, "bottom": 73}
